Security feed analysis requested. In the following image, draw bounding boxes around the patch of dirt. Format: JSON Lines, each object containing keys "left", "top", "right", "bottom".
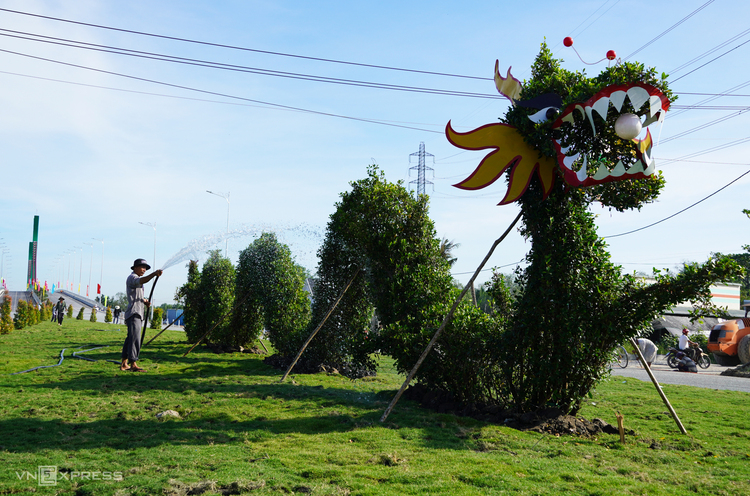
{"left": 263, "top": 353, "right": 376, "bottom": 379}
{"left": 720, "top": 362, "right": 750, "bottom": 378}
{"left": 403, "top": 383, "right": 624, "bottom": 437}
{"left": 165, "top": 478, "right": 265, "bottom": 495}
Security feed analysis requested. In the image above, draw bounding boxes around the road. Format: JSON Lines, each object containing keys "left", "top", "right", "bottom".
{"left": 610, "top": 355, "right": 750, "bottom": 393}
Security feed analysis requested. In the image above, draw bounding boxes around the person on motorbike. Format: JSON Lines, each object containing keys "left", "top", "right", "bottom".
{"left": 676, "top": 352, "right": 698, "bottom": 373}
{"left": 678, "top": 328, "right": 698, "bottom": 361}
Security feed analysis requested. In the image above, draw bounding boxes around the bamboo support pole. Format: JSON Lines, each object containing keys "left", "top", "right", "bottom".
{"left": 280, "top": 267, "right": 360, "bottom": 382}
{"left": 143, "top": 316, "right": 179, "bottom": 347}
{"left": 182, "top": 291, "right": 253, "bottom": 357}
{"left": 380, "top": 211, "right": 522, "bottom": 423}
{"left": 628, "top": 337, "right": 687, "bottom": 435}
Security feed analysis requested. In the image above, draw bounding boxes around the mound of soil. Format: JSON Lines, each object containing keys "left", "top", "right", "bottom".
{"left": 721, "top": 362, "right": 750, "bottom": 378}
{"left": 263, "top": 353, "right": 376, "bottom": 379}
{"left": 403, "top": 383, "right": 622, "bottom": 436}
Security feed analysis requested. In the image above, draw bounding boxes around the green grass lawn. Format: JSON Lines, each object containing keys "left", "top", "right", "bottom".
{"left": 1, "top": 320, "right": 749, "bottom": 495}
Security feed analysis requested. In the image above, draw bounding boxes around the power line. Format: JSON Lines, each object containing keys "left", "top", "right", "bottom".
{"left": 669, "top": 27, "right": 750, "bottom": 74}
{"left": 668, "top": 79, "right": 750, "bottom": 119}
{"left": 676, "top": 92, "right": 750, "bottom": 97}
{"left": 452, "top": 259, "right": 524, "bottom": 276}
{"left": 669, "top": 38, "right": 750, "bottom": 83}
{"left": 604, "top": 167, "right": 750, "bottom": 238}
{"left": 659, "top": 107, "right": 750, "bottom": 143}
{"left": 624, "top": 0, "right": 716, "bottom": 60}
{"left": 0, "top": 7, "right": 491, "bottom": 82}
{"left": 0, "top": 30, "right": 502, "bottom": 100}
{"left": 658, "top": 136, "right": 750, "bottom": 165}
{"left": 671, "top": 105, "right": 750, "bottom": 110}
{"left": 0, "top": 47, "right": 444, "bottom": 134}
{"left": 0, "top": 68, "right": 447, "bottom": 130}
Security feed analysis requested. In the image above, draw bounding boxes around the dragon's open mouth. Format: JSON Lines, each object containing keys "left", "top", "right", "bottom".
{"left": 551, "top": 82, "right": 670, "bottom": 187}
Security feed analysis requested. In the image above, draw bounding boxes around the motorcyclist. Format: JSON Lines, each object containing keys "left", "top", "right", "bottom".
{"left": 678, "top": 328, "right": 698, "bottom": 361}
{"left": 676, "top": 352, "right": 698, "bottom": 373}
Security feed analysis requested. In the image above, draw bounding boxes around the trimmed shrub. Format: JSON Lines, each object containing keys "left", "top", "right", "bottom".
{"left": 76, "top": 307, "right": 85, "bottom": 320}
{"left": 67, "top": 305, "right": 74, "bottom": 318}
{"left": 196, "top": 251, "right": 235, "bottom": 345}
{"left": 90, "top": 308, "right": 97, "bottom": 322}
{"left": 150, "top": 307, "right": 164, "bottom": 329}
{"left": 235, "top": 233, "right": 310, "bottom": 354}
{"left": 1, "top": 295, "right": 13, "bottom": 334}
{"left": 176, "top": 260, "right": 204, "bottom": 343}
{"left": 105, "top": 307, "right": 112, "bottom": 323}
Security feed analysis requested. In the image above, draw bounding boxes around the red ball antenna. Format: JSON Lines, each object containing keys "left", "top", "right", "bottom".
{"left": 563, "top": 37, "right": 618, "bottom": 65}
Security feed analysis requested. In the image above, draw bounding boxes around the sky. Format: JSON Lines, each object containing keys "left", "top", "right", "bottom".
{"left": 0, "top": 0, "right": 748, "bottom": 305}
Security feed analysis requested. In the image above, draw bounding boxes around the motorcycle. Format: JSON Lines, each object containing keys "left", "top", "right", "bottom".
{"left": 666, "top": 344, "right": 710, "bottom": 369}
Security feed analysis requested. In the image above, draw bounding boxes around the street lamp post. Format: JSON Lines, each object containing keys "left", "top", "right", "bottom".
{"left": 206, "top": 190, "right": 230, "bottom": 258}
{"left": 93, "top": 238, "right": 103, "bottom": 296}
{"left": 77, "top": 246, "right": 83, "bottom": 294}
{"left": 67, "top": 249, "right": 74, "bottom": 291}
{"left": 139, "top": 222, "right": 157, "bottom": 268}
{"left": 84, "top": 242, "right": 93, "bottom": 297}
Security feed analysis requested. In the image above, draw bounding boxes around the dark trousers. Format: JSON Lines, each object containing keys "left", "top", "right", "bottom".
{"left": 57, "top": 313, "right": 64, "bottom": 325}
{"left": 121, "top": 316, "right": 143, "bottom": 363}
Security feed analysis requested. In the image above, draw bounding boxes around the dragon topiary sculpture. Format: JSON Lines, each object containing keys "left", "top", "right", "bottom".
{"left": 443, "top": 43, "right": 742, "bottom": 413}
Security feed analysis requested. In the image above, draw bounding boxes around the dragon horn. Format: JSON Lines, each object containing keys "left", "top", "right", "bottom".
{"left": 494, "top": 61, "right": 522, "bottom": 104}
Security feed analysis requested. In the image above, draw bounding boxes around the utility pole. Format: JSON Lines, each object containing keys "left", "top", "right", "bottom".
{"left": 409, "top": 142, "right": 435, "bottom": 196}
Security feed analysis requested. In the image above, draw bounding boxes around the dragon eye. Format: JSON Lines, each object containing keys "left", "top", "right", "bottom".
{"left": 528, "top": 106, "right": 560, "bottom": 124}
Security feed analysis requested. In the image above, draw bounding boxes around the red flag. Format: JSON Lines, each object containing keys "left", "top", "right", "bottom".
{"left": 97, "top": 284, "right": 101, "bottom": 294}
{"left": 86, "top": 285, "right": 89, "bottom": 297}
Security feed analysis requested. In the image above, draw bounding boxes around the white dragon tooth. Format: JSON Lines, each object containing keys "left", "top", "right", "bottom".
{"left": 584, "top": 106, "right": 597, "bottom": 137}
{"left": 609, "top": 90, "right": 627, "bottom": 112}
{"left": 648, "top": 95, "right": 662, "bottom": 117}
{"left": 592, "top": 96, "right": 610, "bottom": 120}
{"left": 644, "top": 159, "right": 655, "bottom": 175}
{"left": 592, "top": 163, "right": 609, "bottom": 180}
{"left": 563, "top": 152, "right": 580, "bottom": 169}
{"left": 561, "top": 113, "right": 575, "bottom": 125}
{"left": 611, "top": 160, "right": 627, "bottom": 177}
{"left": 627, "top": 161, "right": 645, "bottom": 174}
{"left": 558, "top": 144, "right": 571, "bottom": 154}
{"left": 577, "top": 155, "right": 589, "bottom": 182}
{"left": 627, "top": 86, "right": 650, "bottom": 112}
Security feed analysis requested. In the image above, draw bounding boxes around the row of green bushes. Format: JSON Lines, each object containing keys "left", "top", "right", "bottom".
{"left": 0, "top": 293, "right": 125, "bottom": 332}
{"left": 177, "top": 234, "right": 310, "bottom": 355}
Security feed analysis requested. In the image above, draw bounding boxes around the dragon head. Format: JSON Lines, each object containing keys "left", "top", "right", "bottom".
{"left": 448, "top": 43, "right": 674, "bottom": 208}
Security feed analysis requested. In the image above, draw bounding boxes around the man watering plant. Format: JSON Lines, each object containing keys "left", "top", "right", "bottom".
{"left": 120, "top": 258, "right": 162, "bottom": 372}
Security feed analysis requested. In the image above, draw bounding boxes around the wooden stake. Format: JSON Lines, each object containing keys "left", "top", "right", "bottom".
{"left": 182, "top": 291, "right": 253, "bottom": 357}
{"left": 628, "top": 337, "right": 687, "bottom": 435}
{"left": 258, "top": 339, "right": 269, "bottom": 353}
{"left": 143, "top": 316, "right": 179, "bottom": 347}
{"left": 280, "top": 268, "right": 360, "bottom": 382}
{"left": 380, "top": 211, "right": 522, "bottom": 423}
{"left": 616, "top": 411, "right": 625, "bottom": 444}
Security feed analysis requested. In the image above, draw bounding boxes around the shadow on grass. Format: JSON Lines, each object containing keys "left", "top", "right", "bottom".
{"left": 0, "top": 393, "right": 474, "bottom": 455}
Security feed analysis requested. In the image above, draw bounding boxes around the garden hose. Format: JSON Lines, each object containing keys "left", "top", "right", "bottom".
{"left": 141, "top": 274, "right": 160, "bottom": 344}
{"left": 10, "top": 345, "right": 119, "bottom": 375}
